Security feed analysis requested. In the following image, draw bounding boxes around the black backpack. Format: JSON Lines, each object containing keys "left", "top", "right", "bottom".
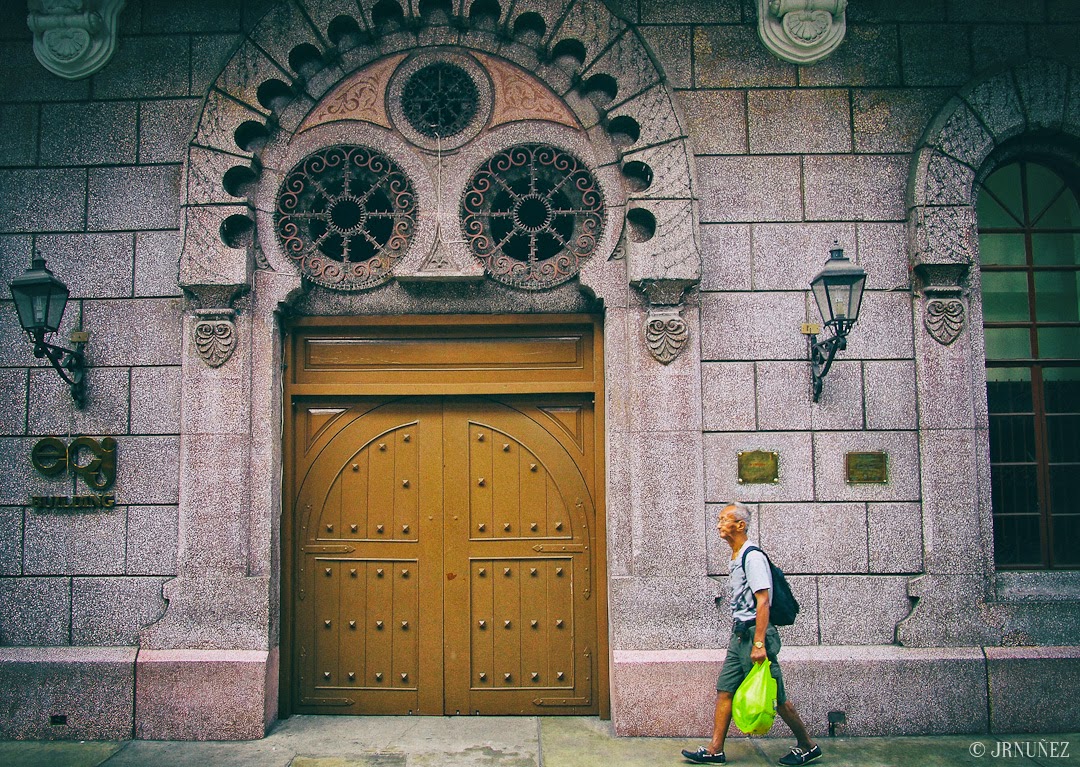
{"left": 740, "top": 545, "right": 800, "bottom": 626}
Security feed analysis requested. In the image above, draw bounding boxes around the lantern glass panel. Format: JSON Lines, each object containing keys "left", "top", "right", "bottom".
{"left": 811, "top": 278, "right": 831, "bottom": 323}
{"left": 9, "top": 261, "right": 69, "bottom": 334}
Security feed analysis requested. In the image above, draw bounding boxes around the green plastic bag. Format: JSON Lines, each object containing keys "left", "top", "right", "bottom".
{"left": 731, "top": 660, "right": 778, "bottom": 735}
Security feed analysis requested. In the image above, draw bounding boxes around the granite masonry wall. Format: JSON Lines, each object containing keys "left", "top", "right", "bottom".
{"left": 0, "top": 0, "right": 1078, "bottom": 741}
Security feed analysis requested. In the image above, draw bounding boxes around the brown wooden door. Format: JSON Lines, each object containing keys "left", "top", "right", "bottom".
{"left": 291, "top": 397, "right": 597, "bottom": 715}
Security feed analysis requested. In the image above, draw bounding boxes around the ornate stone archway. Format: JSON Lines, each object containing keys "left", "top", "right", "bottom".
{"left": 176, "top": 0, "right": 700, "bottom": 325}
{"left": 900, "top": 59, "right": 1080, "bottom": 647}
{"left": 140, "top": 0, "right": 704, "bottom": 739}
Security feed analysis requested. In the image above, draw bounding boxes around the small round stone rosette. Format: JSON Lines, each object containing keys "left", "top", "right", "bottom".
{"left": 461, "top": 143, "right": 604, "bottom": 290}
{"left": 275, "top": 145, "right": 417, "bottom": 290}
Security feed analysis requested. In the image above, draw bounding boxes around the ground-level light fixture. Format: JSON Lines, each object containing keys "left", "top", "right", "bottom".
{"left": 803, "top": 244, "right": 866, "bottom": 402}
{"left": 8, "top": 254, "right": 87, "bottom": 408}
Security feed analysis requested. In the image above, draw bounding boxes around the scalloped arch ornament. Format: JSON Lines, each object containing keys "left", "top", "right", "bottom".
{"left": 907, "top": 59, "right": 1080, "bottom": 345}
{"left": 177, "top": 0, "right": 700, "bottom": 364}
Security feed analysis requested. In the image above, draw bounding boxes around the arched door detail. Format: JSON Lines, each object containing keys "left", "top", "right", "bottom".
{"left": 290, "top": 396, "right": 598, "bottom": 715}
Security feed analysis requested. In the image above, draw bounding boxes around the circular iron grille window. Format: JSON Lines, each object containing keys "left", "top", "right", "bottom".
{"left": 275, "top": 145, "right": 416, "bottom": 290}
{"left": 461, "top": 144, "right": 604, "bottom": 290}
{"left": 401, "top": 62, "right": 478, "bottom": 138}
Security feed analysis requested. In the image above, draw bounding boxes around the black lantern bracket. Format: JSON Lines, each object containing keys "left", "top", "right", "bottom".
{"left": 803, "top": 319, "right": 854, "bottom": 403}
{"left": 802, "top": 245, "right": 867, "bottom": 403}
{"left": 33, "top": 328, "right": 88, "bottom": 409}
{"left": 8, "top": 254, "right": 89, "bottom": 409}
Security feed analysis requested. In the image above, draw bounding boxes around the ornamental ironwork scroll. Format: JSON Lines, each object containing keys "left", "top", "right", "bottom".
{"left": 275, "top": 145, "right": 417, "bottom": 290}
{"left": 401, "top": 62, "right": 479, "bottom": 139}
{"left": 193, "top": 310, "right": 236, "bottom": 368}
{"left": 461, "top": 143, "right": 605, "bottom": 290}
{"left": 925, "top": 298, "right": 966, "bottom": 346}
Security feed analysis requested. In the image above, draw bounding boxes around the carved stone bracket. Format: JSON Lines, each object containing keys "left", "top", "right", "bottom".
{"left": 644, "top": 307, "right": 689, "bottom": 365}
{"left": 757, "top": 0, "right": 847, "bottom": 65}
{"left": 638, "top": 279, "right": 694, "bottom": 365}
{"left": 193, "top": 309, "right": 237, "bottom": 368}
{"left": 924, "top": 298, "right": 966, "bottom": 346}
{"left": 913, "top": 261, "right": 970, "bottom": 347}
{"left": 27, "top": 0, "right": 126, "bottom": 80}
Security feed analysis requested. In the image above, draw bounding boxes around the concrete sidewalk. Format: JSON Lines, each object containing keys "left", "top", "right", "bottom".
{"left": 0, "top": 717, "right": 1076, "bottom": 767}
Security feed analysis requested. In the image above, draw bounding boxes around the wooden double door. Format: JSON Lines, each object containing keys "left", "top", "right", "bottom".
{"left": 289, "top": 397, "right": 598, "bottom": 715}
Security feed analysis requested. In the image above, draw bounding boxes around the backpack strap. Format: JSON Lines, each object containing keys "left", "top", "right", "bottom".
{"left": 740, "top": 544, "right": 766, "bottom": 571}
{"left": 740, "top": 545, "right": 772, "bottom": 596}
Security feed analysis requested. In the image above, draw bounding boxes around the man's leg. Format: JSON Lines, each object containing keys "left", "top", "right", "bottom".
{"left": 708, "top": 690, "right": 734, "bottom": 754}
{"left": 776, "top": 699, "right": 816, "bottom": 751}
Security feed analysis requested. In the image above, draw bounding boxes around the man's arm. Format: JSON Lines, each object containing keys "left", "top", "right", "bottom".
{"left": 751, "top": 589, "right": 770, "bottom": 664}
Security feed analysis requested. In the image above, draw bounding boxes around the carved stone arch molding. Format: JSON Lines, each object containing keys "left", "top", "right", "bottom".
{"left": 898, "top": 58, "right": 1080, "bottom": 650}
{"left": 907, "top": 58, "right": 1080, "bottom": 341}
{"left": 150, "top": 0, "right": 705, "bottom": 718}
{"left": 177, "top": 0, "right": 700, "bottom": 364}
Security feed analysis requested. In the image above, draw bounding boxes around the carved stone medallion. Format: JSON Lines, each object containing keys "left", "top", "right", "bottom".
{"left": 193, "top": 312, "right": 237, "bottom": 368}
{"left": 644, "top": 308, "right": 688, "bottom": 365}
{"left": 28, "top": 0, "right": 127, "bottom": 80}
{"left": 924, "top": 298, "right": 965, "bottom": 346}
{"left": 757, "top": 0, "right": 847, "bottom": 64}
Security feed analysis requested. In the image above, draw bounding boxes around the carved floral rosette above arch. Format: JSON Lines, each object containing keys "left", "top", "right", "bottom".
{"left": 28, "top": 0, "right": 126, "bottom": 80}
{"left": 757, "top": 0, "right": 847, "bottom": 65}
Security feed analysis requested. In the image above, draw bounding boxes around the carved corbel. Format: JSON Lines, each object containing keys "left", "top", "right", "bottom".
{"left": 193, "top": 309, "right": 237, "bottom": 368}
{"left": 913, "top": 263, "right": 970, "bottom": 347}
{"left": 757, "top": 0, "right": 847, "bottom": 64}
{"left": 27, "top": 0, "right": 126, "bottom": 80}
{"left": 638, "top": 279, "right": 694, "bottom": 365}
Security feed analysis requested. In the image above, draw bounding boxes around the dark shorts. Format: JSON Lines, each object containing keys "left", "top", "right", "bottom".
{"left": 716, "top": 624, "right": 787, "bottom": 704}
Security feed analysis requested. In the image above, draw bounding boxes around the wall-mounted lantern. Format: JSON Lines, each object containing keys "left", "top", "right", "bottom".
{"left": 8, "top": 254, "right": 88, "bottom": 408}
{"left": 803, "top": 245, "right": 866, "bottom": 402}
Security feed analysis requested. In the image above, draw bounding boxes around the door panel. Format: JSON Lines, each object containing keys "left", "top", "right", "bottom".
{"left": 294, "top": 401, "right": 443, "bottom": 714}
{"left": 291, "top": 397, "right": 596, "bottom": 715}
{"left": 443, "top": 401, "right": 596, "bottom": 714}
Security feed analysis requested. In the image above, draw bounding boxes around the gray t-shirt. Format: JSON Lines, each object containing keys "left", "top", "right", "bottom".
{"left": 729, "top": 541, "right": 773, "bottom": 622}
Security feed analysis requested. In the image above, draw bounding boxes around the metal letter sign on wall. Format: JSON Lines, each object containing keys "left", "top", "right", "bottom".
{"left": 30, "top": 436, "right": 117, "bottom": 509}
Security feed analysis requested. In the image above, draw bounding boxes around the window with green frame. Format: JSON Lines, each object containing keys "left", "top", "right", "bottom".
{"left": 978, "top": 160, "right": 1080, "bottom": 569}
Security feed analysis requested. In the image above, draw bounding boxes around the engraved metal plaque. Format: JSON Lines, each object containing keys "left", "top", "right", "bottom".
{"left": 737, "top": 450, "right": 779, "bottom": 484}
{"left": 846, "top": 451, "right": 888, "bottom": 484}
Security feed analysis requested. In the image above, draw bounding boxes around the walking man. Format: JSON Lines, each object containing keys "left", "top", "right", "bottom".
{"left": 681, "top": 502, "right": 821, "bottom": 765}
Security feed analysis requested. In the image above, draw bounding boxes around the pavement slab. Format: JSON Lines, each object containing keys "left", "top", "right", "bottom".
{"left": 0, "top": 719, "right": 1076, "bottom": 767}
{"left": 0, "top": 741, "right": 123, "bottom": 767}
{"left": 539, "top": 717, "right": 769, "bottom": 766}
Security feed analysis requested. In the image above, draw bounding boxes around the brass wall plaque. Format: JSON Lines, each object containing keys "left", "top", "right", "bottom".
{"left": 846, "top": 451, "right": 889, "bottom": 484}
{"left": 737, "top": 450, "right": 779, "bottom": 484}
